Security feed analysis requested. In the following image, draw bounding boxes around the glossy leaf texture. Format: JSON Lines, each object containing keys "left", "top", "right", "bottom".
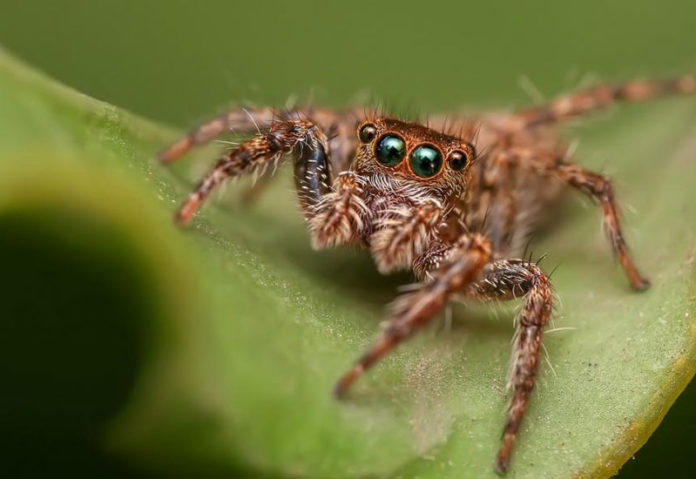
{"left": 1, "top": 47, "right": 696, "bottom": 478}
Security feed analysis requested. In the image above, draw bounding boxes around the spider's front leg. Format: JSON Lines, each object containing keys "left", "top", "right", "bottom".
{"left": 333, "top": 234, "right": 492, "bottom": 395}
{"left": 158, "top": 107, "right": 278, "bottom": 164}
{"left": 336, "top": 235, "right": 553, "bottom": 474}
{"left": 171, "top": 119, "right": 332, "bottom": 224}
{"left": 466, "top": 259, "right": 553, "bottom": 474}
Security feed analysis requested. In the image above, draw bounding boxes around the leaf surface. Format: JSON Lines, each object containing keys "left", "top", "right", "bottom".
{"left": 1, "top": 47, "right": 695, "bottom": 478}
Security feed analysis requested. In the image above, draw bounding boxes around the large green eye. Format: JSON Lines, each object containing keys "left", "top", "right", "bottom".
{"left": 376, "top": 135, "right": 406, "bottom": 166}
{"left": 410, "top": 144, "right": 442, "bottom": 178}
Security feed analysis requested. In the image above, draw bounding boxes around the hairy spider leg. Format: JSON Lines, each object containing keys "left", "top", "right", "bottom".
{"left": 559, "top": 163, "right": 650, "bottom": 290}
{"left": 174, "top": 120, "right": 331, "bottom": 224}
{"left": 498, "top": 146, "right": 650, "bottom": 291}
{"left": 466, "top": 259, "right": 553, "bottom": 474}
{"left": 158, "top": 107, "right": 278, "bottom": 164}
{"left": 333, "top": 234, "right": 491, "bottom": 395}
{"left": 513, "top": 74, "right": 696, "bottom": 129}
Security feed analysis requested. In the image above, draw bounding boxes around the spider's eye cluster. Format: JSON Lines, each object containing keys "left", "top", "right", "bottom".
{"left": 365, "top": 123, "right": 472, "bottom": 178}
{"left": 410, "top": 145, "right": 442, "bottom": 178}
{"left": 376, "top": 134, "right": 406, "bottom": 166}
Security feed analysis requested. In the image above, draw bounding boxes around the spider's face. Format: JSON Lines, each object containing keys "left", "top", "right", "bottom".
{"left": 353, "top": 118, "right": 475, "bottom": 202}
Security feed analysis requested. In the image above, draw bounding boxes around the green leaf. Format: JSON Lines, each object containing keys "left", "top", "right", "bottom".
{"left": 1, "top": 45, "right": 695, "bottom": 478}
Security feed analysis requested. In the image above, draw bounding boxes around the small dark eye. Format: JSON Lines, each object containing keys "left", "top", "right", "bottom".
{"left": 376, "top": 134, "right": 406, "bottom": 166}
{"left": 448, "top": 150, "right": 469, "bottom": 171}
{"left": 358, "top": 123, "right": 378, "bottom": 143}
{"left": 410, "top": 145, "right": 442, "bottom": 178}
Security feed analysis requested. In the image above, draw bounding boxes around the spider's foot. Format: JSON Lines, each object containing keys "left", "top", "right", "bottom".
{"left": 630, "top": 276, "right": 651, "bottom": 292}
{"left": 175, "top": 194, "right": 200, "bottom": 226}
{"left": 333, "top": 365, "right": 364, "bottom": 398}
{"left": 159, "top": 136, "right": 193, "bottom": 164}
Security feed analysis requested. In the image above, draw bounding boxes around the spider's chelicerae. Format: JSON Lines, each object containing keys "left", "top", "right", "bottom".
{"left": 160, "top": 75, "right": 696, "bottom": 474}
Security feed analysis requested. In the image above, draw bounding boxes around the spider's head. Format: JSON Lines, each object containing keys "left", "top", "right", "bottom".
{"left": 353, "top": 118, "right": 476, "bottom": 203}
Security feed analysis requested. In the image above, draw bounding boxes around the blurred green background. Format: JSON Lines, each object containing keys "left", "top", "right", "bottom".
{"left": 1, "top": 0, "right": 696, "bottom": 477}
{"left": 2, "top": 0, "right": 696, "bottom": 127}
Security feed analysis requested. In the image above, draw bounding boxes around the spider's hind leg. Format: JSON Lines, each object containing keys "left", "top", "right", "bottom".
{"left": 512, "top": 74, "right": 696, "bottom": 129}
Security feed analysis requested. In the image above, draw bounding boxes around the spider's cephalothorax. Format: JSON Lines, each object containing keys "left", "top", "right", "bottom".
{"left": 309, "top": 117, "right": 477, "bottom": 275}
{"left": 159, "top": 75, "right": 696, "bottom": 474}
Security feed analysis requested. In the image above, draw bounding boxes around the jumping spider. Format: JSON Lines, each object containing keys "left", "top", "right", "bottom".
{"left": 159, "top": 75, "right": 696, "bottom": 474}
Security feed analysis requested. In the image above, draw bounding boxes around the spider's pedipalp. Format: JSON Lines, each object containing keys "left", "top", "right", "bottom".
{"left": 369, "top": 198, "right": 444, "bottom": 274}
{"left": 308, "top": 171, "right": 370, "bottom": 249}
